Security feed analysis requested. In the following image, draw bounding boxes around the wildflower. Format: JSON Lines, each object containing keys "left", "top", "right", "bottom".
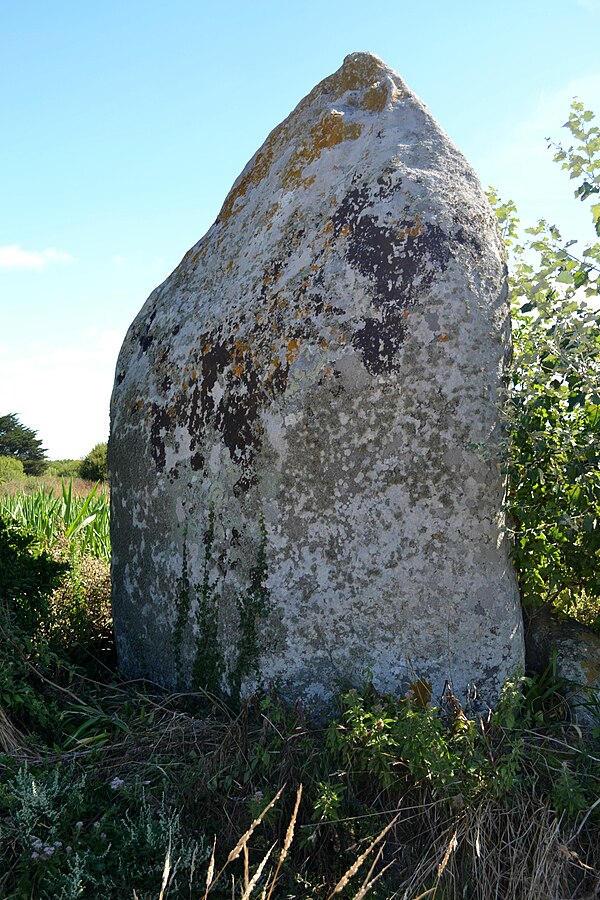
{"left": 32, "top": 838, "right": 43, "bottom": 850}
{"left": 31, "top": 851, "right": 39, "bottom": 860}
{"left": 75, "top": 821, "right": 83, "bottom": 830}
{"left": 54, "top": 841, "right": 62, "bottom": 847}
{"left": 43, "top": 846, "right": 55, "bottom": 856}
{"left": 100, "top": 833, "right": 107, "bottom": 840}
{"left": 110, "top": 776, "right": 125, "bottom": 790}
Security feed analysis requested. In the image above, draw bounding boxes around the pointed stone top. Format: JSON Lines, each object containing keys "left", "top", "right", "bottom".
{"left": 308, "top": 50, "right": 408, "bottom": 111}
{"left": 339, "top": 51, "right": 394, "bottom": 84}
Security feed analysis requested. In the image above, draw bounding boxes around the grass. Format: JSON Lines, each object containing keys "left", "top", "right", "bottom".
{"left": 0, "top": 474, "right": 100, "bottom": 499}
{"left": 0, "top": 482, "right": 599, "bottom": 898}
{"left": 0, "top": 479, "right": 110, "bottom": 561}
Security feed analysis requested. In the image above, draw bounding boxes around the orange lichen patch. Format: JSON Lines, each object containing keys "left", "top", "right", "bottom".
{"left": 136, "top": 399, "right": 143, "bottom": 410}
{"left": 202, "top": 342, "right": 213, "bottom": 354}
{"left": 231, "top": 362, "right": 245, "bottom": 377}
{"left": 319, "top": 338, "right": 330, "bottom": 349}
{"left": 218, "top": 145, "right": 274, "bottom": 222}
{"left": 339, "top": 223, "right": 350, "bottom": 238}
{"left": 286, "top": 337, "right": 302, "bottom": 364}
{"left": 402, "top": 309, "right": 410, "bottom": 319}
{"left": 324, "top": 367, "right": 333, "bottom": 378}
{"left": 331, "top": 53, "right": 387, "bottom": 94}
{"left": 437, "top": 334, "right": 449, "bottom": 343}
{"left": 324, "top": 220, "right": 334, "bottom": 234}
{"left": 282, "top": 111, "right": 363, "bottom": 190}
{"left": 396, "top": 217, "right": 424, "bottom": 240}
{"left": 361, "top": 81, "right": 389, "bottom": 112}
{"left": 225, "top": 260, "right": 234, "bottom": 271}
{"left": 232, "top": 338, "right": 251, "bottom": 361}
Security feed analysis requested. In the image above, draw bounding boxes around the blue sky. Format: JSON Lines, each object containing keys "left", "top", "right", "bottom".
{"left": 1, "top": 0, "right": 599, "bottom": 459}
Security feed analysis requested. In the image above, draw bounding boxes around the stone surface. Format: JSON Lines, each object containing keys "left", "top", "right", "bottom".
{"left": 109, "top": 52, "right": 524, "bottom": 709}
{"left": 526, "top": 609, "right": 600, "bottom": 727}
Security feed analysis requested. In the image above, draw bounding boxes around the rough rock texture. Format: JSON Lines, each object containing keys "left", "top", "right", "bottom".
{"left": 110, "top": 52, "right": 524, "bottom": 709}
{"left": 526, "top": 609, "right": 600, "bottom": 727}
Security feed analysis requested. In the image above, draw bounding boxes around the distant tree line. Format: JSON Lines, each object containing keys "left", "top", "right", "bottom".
{"left": 0, "top": 414, "right": 107, "bottom": 482}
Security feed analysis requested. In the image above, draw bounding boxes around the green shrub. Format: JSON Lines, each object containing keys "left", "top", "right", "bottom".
{"left": 489, "top": 100, "right": 600, "bottom": 625}
{"left": 0, "top": 456, "right": 25, "bottom": 484}
{"left": 0, "top": 764, "right": 208, "bottom": 899}
{"left": 45, "top": 460, "right": 82, "bottom": 479}
{"left": 79, "top": 443, "right": 107, "bottom": 482}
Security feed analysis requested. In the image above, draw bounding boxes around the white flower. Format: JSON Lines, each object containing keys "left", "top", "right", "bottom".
{"left": 110, "top": 776, "right": 125, "bottom": 790}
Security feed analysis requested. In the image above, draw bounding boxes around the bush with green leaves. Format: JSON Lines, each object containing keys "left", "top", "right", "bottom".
{"left": 45, "top": 460, "right": 82, "bottom": 479}
{"left": 80, "top": 442, "right": 107, "bottom": 482}
{"left": 490, "top": 100, "right": 600, "bottom": 625}
{"left": 0, "top": 457, "right": 25, "bottom": 484}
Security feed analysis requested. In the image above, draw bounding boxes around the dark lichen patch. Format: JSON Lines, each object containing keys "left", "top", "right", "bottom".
{"left": 332, "top": 182, "right": 454, "bottom": 372}
{"left": 150, "top": 402, "right": 171, "bottom": 470}
{"left": 352, "top": 311, "right": 408, "bottom": 375}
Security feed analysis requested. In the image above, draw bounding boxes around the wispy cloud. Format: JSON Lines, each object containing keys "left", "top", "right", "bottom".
{"left": 0, "top": 244, "right": 74, "bottom": 270}
{"left": 574, "top": 0, "right": 598, "bottom": 11}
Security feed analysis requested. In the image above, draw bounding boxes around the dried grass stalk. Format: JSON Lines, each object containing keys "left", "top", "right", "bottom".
{"left": 327, "top": 813, "right": 400, "bottom": 897}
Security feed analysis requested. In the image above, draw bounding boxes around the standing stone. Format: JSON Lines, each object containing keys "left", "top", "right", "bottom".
{"left": 110, "top": 52, "right": 524, "bottom": 709}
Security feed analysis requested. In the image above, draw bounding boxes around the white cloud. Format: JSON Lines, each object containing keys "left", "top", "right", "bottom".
{"left": 0, "top": 244, "right": 75, "bottom": 270}
{"left": 575, "top": 0, "right": 598, "bottom": 11}
{"left": 0, "top": 328, "right": 125, "bottom": 459}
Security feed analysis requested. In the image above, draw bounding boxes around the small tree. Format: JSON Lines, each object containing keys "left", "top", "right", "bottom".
{"left": 80, "top": 442, "right": 108, "bottom": 482}
{"left": 490, "top": 101, "right": 600, "bottom": 626}
{"left": 0, "top": 414, "right": 47, "bottom": 476}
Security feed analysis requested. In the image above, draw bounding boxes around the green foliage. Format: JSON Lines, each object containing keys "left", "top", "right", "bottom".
{"left": 231, "top": 514, "right": 271, "bottom": 701}
{"left": 191, "top": 507, "right": 222, "bottom": 692}
{"left": 0, "top": 513, "right": 69, "bottom": 737}
{"left": 0, "top": 457, "right": 25, "bottom": 484}
{"left": 45, "top": 460, "right": 81, "bottom": 479}
{"left": 489, "top": 100, "right": 600, "bottom": 623}
{"left": 0, "top": 764, "right": 208, "bottom": 899}
{"left": 79, "top": 443, "right": 107, "bottom": 482}
{"left": 1, "top": 481, "right": 110, "bottom": 562}
{"left": 0, "top": 414, "right": 47, "bottom": 476}
{"left": 0, "top": 514, "right": 67, "bottom": 634}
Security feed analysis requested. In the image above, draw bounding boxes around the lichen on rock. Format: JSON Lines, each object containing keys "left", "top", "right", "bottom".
{"left": 110, "top": 52, "right": 524, "bottom": 710}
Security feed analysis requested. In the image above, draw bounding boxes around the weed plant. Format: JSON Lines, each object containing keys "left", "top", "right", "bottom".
{"left": 0, "top": 499, "right": 599, "bottom": 897}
